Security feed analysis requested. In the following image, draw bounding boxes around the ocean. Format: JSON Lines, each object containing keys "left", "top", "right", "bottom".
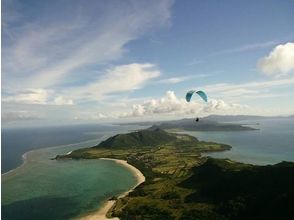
{"left": 180, "top": 118, "right": 294, "bottom": 165}
{"left": 1, "top": 124, "right": 141, "bottom": 219}
{"left": 1, "top": 124, "right": 128, "bottom": 174}
{"left": 2, "top": 119, "right": 294, "bottom": 219}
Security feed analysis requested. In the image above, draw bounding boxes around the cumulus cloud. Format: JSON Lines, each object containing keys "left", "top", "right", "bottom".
{"left": 258, "top": 42, "right": 294, "bottom": 76}
{"left": 120, "top": 91, "right": 247, "bottom": 118}
{"left": 202, "top": 99, "right": 246, "bottom": 113}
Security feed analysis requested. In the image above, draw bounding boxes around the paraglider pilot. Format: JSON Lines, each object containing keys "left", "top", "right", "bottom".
{"left": 186, "top": 90, "right": 208, "bottom": 123}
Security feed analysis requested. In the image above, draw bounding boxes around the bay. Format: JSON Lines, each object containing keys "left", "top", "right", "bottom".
{"left": 2, "top": 140, "right": 137, "bottom": 220}
{"left": 1, "top": 124, "right": 142, "bottom": 219}
{"left": 180, "top": 118, "right": 294, "bottom": 165}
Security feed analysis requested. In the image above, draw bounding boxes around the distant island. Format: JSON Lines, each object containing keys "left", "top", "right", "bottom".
{"left": 120, "top": 117, "right": 257, "bottom": 131}
{"left": 202, "top": 114, "right": 294, "bottom": 122}
{"left": 119, "top": 114, "right": 294, "bottom": 132}
{"left": 56, "top": 127, "right": 294, "bottom": 220}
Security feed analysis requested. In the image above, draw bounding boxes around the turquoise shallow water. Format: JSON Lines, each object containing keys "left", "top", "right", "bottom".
{"left": 180, "top": 118, "right": 294, "bottom": 165}
{"left": 2, "top": 124, "right": 137, "bottom": 173}
{"left": 2, "top": 119, "right": 294, "bottom": 219}
{"left": 2, "top": 139, "right": 137, "bottom": 220}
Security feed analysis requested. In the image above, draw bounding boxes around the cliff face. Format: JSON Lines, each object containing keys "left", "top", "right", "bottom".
{"left": 96, "top": 128, "right": 177, "bottom": 148}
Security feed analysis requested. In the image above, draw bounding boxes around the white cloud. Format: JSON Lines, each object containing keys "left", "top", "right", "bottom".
{"left": 211, "top": 41, "right": 278, "bottom": 56}
{"left": 203, "top": 99, "right": 246, "bottom": 113}
{"left": 69, "top": 63, "right": 160, "bottom": 101}
{"left": 157, "top": 74, "right": 210, "bottom": 84}
{"left": 97, "top": 113, "right": 108, "bottom": 119}
{"left": 120, "top": 91, "right": 247, "bottom": 118}
{"left": 258, "top": 42, "right": 294, "bottom": 76}
{"left": 1, "top": 1, "right": 173, "bottom": 125}
{"left": 2, "top": 89, "right": 50, "bottom": 104}
{"left": 202, "top": 77, "right": 294, "bottom": 99}
{"left": 53, "top": 96, "right": 74, "bottom": 105}
{"left": 2, "top": 0, "right": 173, "bottom": 90}
{"left": 2, "top": 63, "right": 159, "bottom": 105}
{"left": 3, "top": 88, "right": 74, "bottom": 105}
{"left": 73, "top": 111, "right": 113, "bottom": 121}
{"left": 159, "top": 77, "right": 189, "bottom": 84}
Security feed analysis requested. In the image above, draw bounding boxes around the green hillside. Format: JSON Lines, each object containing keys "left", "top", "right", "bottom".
{"left": 180, "top": 158, "right": 294, "bottom": 220}
{"left": 53, "top": 129, "right": 294, "bottom": 220}
{"left": 96, "top": 127, "right": 177, "bottom": 148}
{"left": 111, "top": 158, "right": 294, "bottom": 220}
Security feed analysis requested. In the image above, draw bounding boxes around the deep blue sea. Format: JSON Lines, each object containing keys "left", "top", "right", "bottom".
{"left": 1, "top": 124, "right": 137, "bottom": 173}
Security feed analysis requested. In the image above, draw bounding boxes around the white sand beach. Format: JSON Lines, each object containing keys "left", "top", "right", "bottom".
{"left": 79, "top": 158, "right": 146, "bottom": 220}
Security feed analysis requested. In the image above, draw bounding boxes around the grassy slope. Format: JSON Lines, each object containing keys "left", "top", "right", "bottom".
{"left": 56, "top": 128, "right": 294, "bottom": 219}
{"left": 58, "top": 130, "right": 294, "bottom": 220}
{"left": 180, "top": 158, "right": 294, "bottom": 220}
{"left": 56, "top": 128, "right": 232, "bottom": 219}
{"left": 97, "top": 127, "right": 177, "bottom": 148}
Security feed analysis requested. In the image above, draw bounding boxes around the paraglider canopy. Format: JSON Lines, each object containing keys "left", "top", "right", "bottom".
{"left": 186, "top": 90, "right": 208, "bottom": 103}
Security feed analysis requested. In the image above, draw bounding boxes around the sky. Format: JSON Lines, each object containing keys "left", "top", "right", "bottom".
{"left": 2, "top": 0, "right": 294, "bottom": 127}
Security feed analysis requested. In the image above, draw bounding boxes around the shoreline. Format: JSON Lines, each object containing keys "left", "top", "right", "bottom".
{"left": 1, "top": 138, "right": 102, "bottom": 176}
{"left": 79, "top": 158, "right": 146, "bottom": 220}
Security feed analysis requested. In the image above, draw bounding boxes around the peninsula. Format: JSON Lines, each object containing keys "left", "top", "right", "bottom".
{"left": 56, "top": 127, "right": 294, "bottom": 220}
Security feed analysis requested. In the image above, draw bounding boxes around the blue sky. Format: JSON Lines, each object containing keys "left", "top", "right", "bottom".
{"left": 2, "top": 0, "right": 294, "bottom": 126}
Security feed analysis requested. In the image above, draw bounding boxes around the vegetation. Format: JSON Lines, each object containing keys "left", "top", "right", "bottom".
{"left": 56, "top": 127, "right": 294, "bottom": 220}
{"left": 180, "top": 158, "right": 294, "bottom": 220}
{"left": 97, "top": 127, "right": 177, "bottom": 148}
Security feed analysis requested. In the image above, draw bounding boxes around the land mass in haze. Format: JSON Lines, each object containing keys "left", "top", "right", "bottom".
{"left": 56, "top": 127, "right": 294, "bottom": 220}
{"left": 119, "top": 114, "right": 294, "bottom": 131}
{"left": 119, "top": 117, "right": 257, "bottom": 131}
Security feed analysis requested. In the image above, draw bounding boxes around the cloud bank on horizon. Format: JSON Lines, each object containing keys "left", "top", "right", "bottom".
{"left": 2, "top": 0, "right": 294, "bottom": 125}
{"left": 96, "top": 91, "right": 248, "bottom": 119}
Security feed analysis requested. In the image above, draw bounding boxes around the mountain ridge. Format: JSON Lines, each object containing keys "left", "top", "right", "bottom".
{"left": 96, "top": 127, "right": 177, "bottom": 148}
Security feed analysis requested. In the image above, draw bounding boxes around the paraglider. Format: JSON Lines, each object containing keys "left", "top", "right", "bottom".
{"left": 186, "top": 90, "right": 208, "bottom": 103}
{"left": 186, "top": 90, "right": 208, "bottom": 122}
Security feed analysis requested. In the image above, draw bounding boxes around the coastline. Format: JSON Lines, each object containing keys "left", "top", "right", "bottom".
{"left": 1, "top": 138, "right": 102, "bottom": 176}
{"left": 79, "top": 158, "right": 146, "bottom": 220}
{"left": 1, "top": 152, "right": 29, "bottom": 177}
